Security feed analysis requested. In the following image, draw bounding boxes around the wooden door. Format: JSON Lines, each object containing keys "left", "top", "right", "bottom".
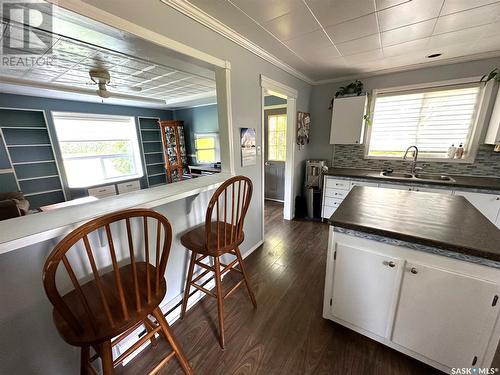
{"left": 264, "top": 110, "right": 286, "bottom": 201}
{"left": 331, "top": 243, "right": 402, "bottom": 338}
{"left": 392, "top": 262, "right": 499, "bottom": 368}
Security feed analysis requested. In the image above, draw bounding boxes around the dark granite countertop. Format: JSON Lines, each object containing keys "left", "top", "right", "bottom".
{"left": 329, "top": 186, "right": 500, "bottom": 262}
{"left": 324, "top": 168, "right": 500, "bottom": 192}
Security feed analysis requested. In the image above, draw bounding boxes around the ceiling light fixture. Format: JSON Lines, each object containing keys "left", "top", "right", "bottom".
{"left": 427, "top": 53, "right": 442, "bottom": 58}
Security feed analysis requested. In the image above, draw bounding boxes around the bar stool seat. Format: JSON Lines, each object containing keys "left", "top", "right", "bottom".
{"left": 53, "top": 262, "right": 163, "bottom": 346}
{"left": 180, "top": 222, "right": 244, "bottom": 256}
{"left": 180, "top": 176, "right": 256, "bottom": 349}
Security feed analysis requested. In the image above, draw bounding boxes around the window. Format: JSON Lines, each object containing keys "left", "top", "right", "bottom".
{"left": 52, "top": 112, "right": 143, "bottom": 188}
{"left": 267, "top": 114, "right": 287, "bottom": 161}
{"left": 194, "top": 133, "right": 220, "bottom": 163}
{"left": 366, "top": 83, "right": 483, "bottom": 160}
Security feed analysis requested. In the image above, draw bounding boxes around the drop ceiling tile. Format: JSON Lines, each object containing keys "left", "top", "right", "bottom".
{"left": 441, "top": 0, "right": 500, "bottom": 15}
{"left": 383, "top": 38, "right": 430, "bottom": 56}
{"left": 376, "top": 0, "right": 412, "bottom": 10}
{"left": 429, "top": 26, "right": 486, "bottom": 49}
{"left": 344, "top": 49, "right": 384, "bottom": 63}
{"left": 325, "top": 14, "right": 379, "bottom": 44}
{"left": 336, "top": 34, "right": 381, "bottom": 55}
{"left": 480, "top": 21, "right": 500, "bottom": 37}
{"left": 433, "top": 3, "right": 500, "bottom": 34}
{"left": 377, "top": 0, "right": 444, "bottom": 31}
{"left": 469, "top": 33, "right": 500, "bottom": 53}
{"left": 306, "top": 0, "right": 376, "bottom": 27}
{"left": 262, "top": 3, "right": 320, "bottom": 41}
{"left": 284, "top": 29, "right": 336, "bottom": 55}
{"left": 381, "top": 19, "right": 435, "bottom": 46}
{"left": 228, "top": 0, "right": 303, "bottom": 23}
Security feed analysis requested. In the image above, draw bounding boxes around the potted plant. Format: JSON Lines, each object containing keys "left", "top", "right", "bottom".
{"left": 480, "top": 68, "right": 500, "bottom": 83}
{"left": 329, "top": 80, "right": 364, "bottom": 109}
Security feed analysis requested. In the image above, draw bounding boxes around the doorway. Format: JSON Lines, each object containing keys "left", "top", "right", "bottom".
{"left": 260, "top": 75, "right": 298, "bottom": 230}
{"left": 264, "top": 100, "right": 287, "bottom": 202}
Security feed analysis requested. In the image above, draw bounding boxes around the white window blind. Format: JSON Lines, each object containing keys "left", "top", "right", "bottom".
{"left": 52, "top": 112, "right": 143, "bottom": 188}
{"left": 367, "top": 83, "right": 481, "bottom": 159}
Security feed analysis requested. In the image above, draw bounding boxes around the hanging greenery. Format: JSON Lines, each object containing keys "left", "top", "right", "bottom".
{"left": 329, "top": 80, "right": 364, "bottom": 109}
{"left": 480, "top": 67, "right": 500, "bottom": 83}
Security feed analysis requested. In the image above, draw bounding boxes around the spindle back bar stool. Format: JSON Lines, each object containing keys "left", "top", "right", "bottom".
{"left": 180, "top": 176, "right": 257, "bottom": 348}
{"left": 43, "top": 208, "right": 192, "bottom": 374}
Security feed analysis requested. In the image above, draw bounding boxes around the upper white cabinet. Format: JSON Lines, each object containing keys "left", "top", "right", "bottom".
{"left": 392, "top": 261, "right": 498, "bottom": 369}
{"left": 485, "top": 86, "right": 500, "bottom": 145}
{"left": 332, "top": 243, "right": 402, "bottom": 338}
{"left": 330, "top": 95, "right": 367, "bottom": 144}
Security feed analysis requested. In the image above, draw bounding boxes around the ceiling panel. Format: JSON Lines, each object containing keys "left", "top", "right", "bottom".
{"left": 433, "top": 2, "right": 500, "bottom": 34}
{"left": 305, "top": 0, "right": 376, "bottom": 27}
{"left": 440, "top": 0, "right": 500, "bottom": 15}
{"left": 262, "top": 2, "right": 320, "bottom": 41}
{"left": 229, "top": 0, "right": 304, "bottom": 23}
{"left": 380, "top": 19, "right": 435, "bottom": 46}
{"left": 336, "top": 34, "right": 381, "bottom": 56}
{"left": 376, "top": 0, "right": 444, "bottom": 31}
{"left": 325, "top": 13, "right": 379, "bottom": 44}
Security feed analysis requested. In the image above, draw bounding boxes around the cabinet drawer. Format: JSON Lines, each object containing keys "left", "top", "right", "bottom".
{"left": 324, "top": 188, "right": 349, "bottom": 199}
{"left": 325, "top": 178, "right": 350, "bottom": 190}
{"left": 322, "top": 204, "right": 337, "bottom": 219}
{"left": 324, "top": 197, "right": 343, "bottom": 208}
{"left": 88, "top": 184, "right": 116, "bottom": 198}
{"left": 117, "top": 180, "right": 141, "bottom": 194}
{"left": 350, "top": 180, "right": 379, "bottom": 189}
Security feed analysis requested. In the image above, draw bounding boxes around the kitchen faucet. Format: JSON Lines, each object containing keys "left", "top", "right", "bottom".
{"left": 403, "top": 145, "right": 420, "bottom": 175}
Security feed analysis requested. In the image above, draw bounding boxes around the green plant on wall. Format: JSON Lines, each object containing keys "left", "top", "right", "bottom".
{"left": 480, "top": 67, "right": 500, "bottom": 83}
{"left": 329, "top": 80, "right": 364, "bottom": 109}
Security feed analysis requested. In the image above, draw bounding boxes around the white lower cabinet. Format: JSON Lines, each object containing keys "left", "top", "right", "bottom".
{"left": 324, "top": 230, "right": 500, "bottom": 373}
{"left": 392, "top": 262, "right": 498, "bottom": 369}
{"left": 332, "top": 244, "right": 402, "bottom": 337}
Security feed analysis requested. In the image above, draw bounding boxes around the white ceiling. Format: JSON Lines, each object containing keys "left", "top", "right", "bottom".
{"left": 0, "top": 5, "right": 217, "bottom": 108}
{"left": 186, "top": 0, "right": 500, "bottom": 81}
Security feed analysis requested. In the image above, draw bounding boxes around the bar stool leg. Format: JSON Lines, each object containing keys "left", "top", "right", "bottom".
{"left": 235, "top": 247, "right": 257, "bottom": 308}
{"left": 180, "top": 251, "right": 197, "bottom": 319}
{"left": 153, "top": 307, "right": 193, "bottom": 375}
{"left": 99, "top": 341, "right": 113, "bottom": 375}
{"left": 213, "top": 256, "right": 225, "bottom": 348}
{"left": 80, "top": 346, "right": 90, "bottom": 375}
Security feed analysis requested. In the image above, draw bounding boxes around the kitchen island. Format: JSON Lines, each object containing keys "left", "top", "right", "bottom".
{"left": 323, "top": 186, "right": 500, "bottom": 373}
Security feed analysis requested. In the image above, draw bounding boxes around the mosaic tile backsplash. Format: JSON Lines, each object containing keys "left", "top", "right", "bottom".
{"left": 331, "top": 144, "right": 500, "bottom": 177}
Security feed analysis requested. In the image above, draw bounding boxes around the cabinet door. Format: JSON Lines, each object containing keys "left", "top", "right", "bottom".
{"left": 392, "top": 262, "right": 499, "bottom": 368}
{"left": 454, "top": 190, "right": 500, "bottom": 224}
{"left": 485, "top": 86, "right": 500, "bottom": 145}
{"left": 331, "top": 243, "right": 402, "bottom": 338}
{"left": 329, "top": 95, "right": 367, "bottom": 144}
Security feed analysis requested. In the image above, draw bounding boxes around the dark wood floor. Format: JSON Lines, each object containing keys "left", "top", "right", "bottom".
{"left": 123, "top": 201, "right": 441, "bottom": 374}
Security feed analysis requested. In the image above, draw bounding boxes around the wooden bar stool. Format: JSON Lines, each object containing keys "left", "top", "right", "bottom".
{"left": 179, "top": 175, "right": 257, "bottom": 348}
{"left": 42, "top": 209, "right": 193, "bottom": 374}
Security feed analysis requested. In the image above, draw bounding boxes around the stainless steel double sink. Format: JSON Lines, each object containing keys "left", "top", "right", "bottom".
{"left": 379, "top": 171, "right": 456, "bottom": 183}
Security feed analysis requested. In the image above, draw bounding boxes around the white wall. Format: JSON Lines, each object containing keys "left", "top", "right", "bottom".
{"left": 0, "top": 2, "right": 312, "bottom": 374}
{"left": 307, "top": 56, "right": 500, "bottom": 162}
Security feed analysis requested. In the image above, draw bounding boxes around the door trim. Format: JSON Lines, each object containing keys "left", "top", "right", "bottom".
{"left": 260, "top": 75, "right": 297, "bottom": 233}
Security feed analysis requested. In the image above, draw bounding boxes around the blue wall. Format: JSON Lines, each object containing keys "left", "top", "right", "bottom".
{"left": 264, "top": 95, "right": 286, "bottom": 107}
{"left": 173, "top": 104, "right": 219, "bottom": 165}
{"left": 0, "top": 93, "right": 173, "bottom": 201}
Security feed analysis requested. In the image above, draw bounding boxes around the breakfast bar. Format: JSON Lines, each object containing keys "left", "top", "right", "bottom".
{"left": 323, "top": 186, "right": 500, "bottom": 373}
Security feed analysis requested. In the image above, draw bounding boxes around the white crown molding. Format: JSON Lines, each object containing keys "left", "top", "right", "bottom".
{"left": 313, "top": 50, "right": 500, "bottom": 85}
{"left": 160, "top": 0, "right": 315, "bottom": 85}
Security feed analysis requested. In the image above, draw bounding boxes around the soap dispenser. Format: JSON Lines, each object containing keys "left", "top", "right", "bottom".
{"left": 447, "top": 144, "right": 456, "bottom": 158}
{"left": 455, "top": 143, "right": 464, "bottom": 159}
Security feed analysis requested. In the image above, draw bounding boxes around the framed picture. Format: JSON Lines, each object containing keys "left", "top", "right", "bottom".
{"left": 240, "top": 127, "right": 256, "bottom": 167}
{"left": 297, "top": 112, "right": 310, "bottom": 149}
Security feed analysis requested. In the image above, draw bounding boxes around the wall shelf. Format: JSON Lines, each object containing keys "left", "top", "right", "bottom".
{"left": 138, "top": 117, "right": 167, "bottom": 189}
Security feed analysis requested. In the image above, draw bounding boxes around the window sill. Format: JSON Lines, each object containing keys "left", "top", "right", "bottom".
{"left": 0, "top": 173, "right": 231, "bottom": 254}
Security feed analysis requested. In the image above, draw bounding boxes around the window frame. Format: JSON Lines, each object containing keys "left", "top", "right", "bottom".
{"left": 194, "top": 132, "right": 220, "bottom": 164}
{"left": 363, "top": 77, "right": 493, "bottom": 163}
{"left": 51, "top": 111, "right": 144, "bottom": 188}
{"left": 267, "top": 113, "right": 287, "bottom": 162}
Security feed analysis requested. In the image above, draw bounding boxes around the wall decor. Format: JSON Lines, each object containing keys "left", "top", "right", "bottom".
{"left": 240, "top": 127, "right": 256, "bottom": 167}
{"left": 297, "top": 111, "right": 310, "bottom": 149}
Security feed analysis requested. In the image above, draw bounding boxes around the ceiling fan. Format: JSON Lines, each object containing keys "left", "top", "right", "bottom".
{"left": 88, "top": 69, "right": 142, "bottom": 99}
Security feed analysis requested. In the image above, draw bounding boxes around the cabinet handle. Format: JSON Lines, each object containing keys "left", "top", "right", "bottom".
{"left": 410, "top": 267, "right": 418, "bottom": 274}
{"left": 383, "top": 260, "right": 396, "bottom": 268}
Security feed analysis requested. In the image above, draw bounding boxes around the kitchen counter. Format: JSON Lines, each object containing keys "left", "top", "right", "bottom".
{"left": 329, "top": 186, "right": 500, "bottom": 262}
{"left": 325, "top": 167, "right": 500, "bottom": 192}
